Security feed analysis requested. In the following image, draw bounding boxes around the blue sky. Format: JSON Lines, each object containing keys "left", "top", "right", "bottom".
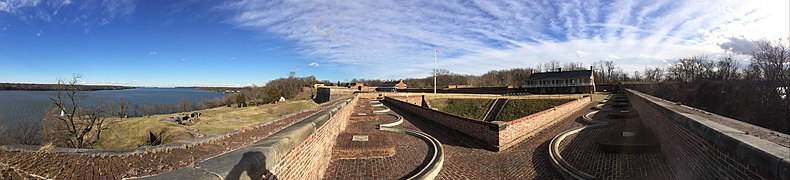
{"left": 0, "top": 0, "right": 788, "bottom": 87}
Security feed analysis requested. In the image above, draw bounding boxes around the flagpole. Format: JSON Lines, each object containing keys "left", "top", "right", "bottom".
{"left": 434, "top": 50, "right": 437, "bottom": 94}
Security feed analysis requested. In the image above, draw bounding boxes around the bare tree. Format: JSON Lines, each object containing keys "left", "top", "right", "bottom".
{"left": 117, "top": 98, "right": 130, "bottom": 120}
{"left": 750, "top": 39, "right": 790, "bottom": 111}
{"left": 633, "top": 71, "right": 642, "bottom": 82}
{"left": 643, "top": 67, "right": 664, "bottom": 82}
{"left": 45, "top": 74, "right": 109, "bottom": 149}
{"left": 715, "top": 55, "right": 741, "bottom": 81}
{"left": 562, "top": 62, "right": 587, "bottom": 71}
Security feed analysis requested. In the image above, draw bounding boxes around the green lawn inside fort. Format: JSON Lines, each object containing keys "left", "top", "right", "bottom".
{"left": 495, "top": 98, "right": 575, "bottom": 121}
{"left": 427, "top": 94, "right": 582, "bottom": 122}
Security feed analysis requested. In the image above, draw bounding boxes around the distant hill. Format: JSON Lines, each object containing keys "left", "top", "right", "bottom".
{"left": 184, "top": 86, "right": 244, "bottom": 93}
{"left": 0, "top": 83, "right": 134, "bottom": 91}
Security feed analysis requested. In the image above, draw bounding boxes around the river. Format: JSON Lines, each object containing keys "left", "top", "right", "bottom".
{"left": 0, "top": 88, "right": 227, "bottom": 126}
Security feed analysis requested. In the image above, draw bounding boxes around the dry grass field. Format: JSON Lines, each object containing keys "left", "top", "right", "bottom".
{"left": 93, "top": 100, "right": 317, "bottom": 149}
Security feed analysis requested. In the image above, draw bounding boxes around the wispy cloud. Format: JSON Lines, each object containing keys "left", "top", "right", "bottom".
{"left": 148, "top": 51, "right": 158, "bottom": 55}
{"left": 308, "top": 62, "right": 319, "bottom": 67}
{"left": 225, "top": 0, "right": 788, "bottom": 79}
{"left": 0, "top": 0, "right": 136, "bottom": 31}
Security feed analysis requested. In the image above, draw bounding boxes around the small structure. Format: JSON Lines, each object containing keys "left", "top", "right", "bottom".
{"left": 352, "top": 82, "right": 365, "bottom": 91}
{"left": 313, "top": 83, "right": 325, "bottom": 89}
{"left": 447, "top": 84, "right": 472, "bottom": 89}
{"left": 160, "top": 112, "right": 202, "bottom": 125}
{"left": 376, "top": 80, "right": 407, "bottom": 92}
{"left": 522, "top": 68, "right": 595, "bottom": 94}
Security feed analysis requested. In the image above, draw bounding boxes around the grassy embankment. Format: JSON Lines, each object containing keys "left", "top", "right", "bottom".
{"left": 428, "top": 97, "right": 580, "bottom": 122}
{"left": 93, "top": 100, "right": 317, "bottom": 150}
{"left": 494, "top": 99, "right": 575, "bottom": 121}
{"left": 428, "top": 98, "right": 494, "bottom": 121}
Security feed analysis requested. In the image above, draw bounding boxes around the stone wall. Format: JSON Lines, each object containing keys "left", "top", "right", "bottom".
{"left": 499, "top": 96, "right": 590, "bottom": 150}
{"left": 269, "top": 95, "right": 357, "bottom": 179}
{"left": 383, "top": 97, "right": 501, "bottom": 150}
{"left": 626, "top": 89, "right": 789, "bottom": 180}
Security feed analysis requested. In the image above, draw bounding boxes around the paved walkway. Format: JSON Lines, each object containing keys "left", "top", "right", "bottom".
{"left": 557, "top": 98, "right": 675, "bottom": 179}
{"left": 324, "top": 98, "right": 428, "bottom": 179}
{"left": 326, "top": 98, "right": 598, "bottom": 179}
{"left": 397, "top": 105, "right": 594, "bottom": 179}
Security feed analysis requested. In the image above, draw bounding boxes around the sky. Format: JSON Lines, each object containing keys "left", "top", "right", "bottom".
{"left": 0, "top": 0, "right": 788, "bottom": 87}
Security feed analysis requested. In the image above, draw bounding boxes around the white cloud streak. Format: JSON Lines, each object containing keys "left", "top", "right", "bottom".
{"left": 226, "top": 0, "right": 788, "bottom": 79}
{"left": 0, "top": 0, "right": 135, "bottom": 30}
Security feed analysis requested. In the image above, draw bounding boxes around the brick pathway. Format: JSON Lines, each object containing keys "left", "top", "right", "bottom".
{"left": 559, "top": 127, "right": 675, "bottom": 179}
{"left": 324, "top": 98, "right": 429, "bottom": 179}
{"left": 326, "top": 97, "right": 599, "bottom": 179}
{"left": 0, "top": 98, "right": 348, "bottom": 179}
{"left": 393, "top": 105, "right": 595, "bottom": 179}
{"left": 557, "top": 102, "right": 676, "bottom": 179}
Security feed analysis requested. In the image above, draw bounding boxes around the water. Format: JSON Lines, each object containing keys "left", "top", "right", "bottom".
{"left": 0, "top": 88, "right": 227, "bottom": 125}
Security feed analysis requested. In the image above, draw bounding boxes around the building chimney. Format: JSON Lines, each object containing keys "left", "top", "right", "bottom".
{"left": 558, "top": 68, "right": 562, "bottom": 72}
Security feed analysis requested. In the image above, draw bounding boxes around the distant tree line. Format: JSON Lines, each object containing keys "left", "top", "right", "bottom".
{"left": 0, "top": 83, "right": 132, "bottom": 91}
{"left": 629, "top": 39, "right": 789, "bottom": 134}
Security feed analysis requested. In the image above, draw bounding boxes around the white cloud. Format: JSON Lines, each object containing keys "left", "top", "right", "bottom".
{"left": 576, "top": 50, "right": 589, "bottom": 58}
{"left": 148, "top": 51, "right": 158, "bottom": 55}
{"left": 225, "top": 0, "right": 789, "bottom": 79}
{"left": 0, "top": 0, "right": 135, "bottom": 30}
{"left": 308, "top": 62, "right": 320, "bottom": 67}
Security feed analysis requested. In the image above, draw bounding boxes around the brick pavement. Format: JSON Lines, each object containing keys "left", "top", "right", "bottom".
{"left": 557, "top": 98, "right": 675, "bottom": 179}
{"left": 326, "top": 99, "right": 599, "bottom": 179}
{"left": 558, "top": 126, "right": 675, "bottom": 179}
{"left": 324, "top": 98, "right": 428, "bottom": 179}
{"left": 392, "top": 104, "right": 595, "bottom": 179}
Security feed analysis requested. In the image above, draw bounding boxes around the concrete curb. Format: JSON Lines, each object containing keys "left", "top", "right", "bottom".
{"left": 371, "top": 100, "right": 444, "bottom": 180}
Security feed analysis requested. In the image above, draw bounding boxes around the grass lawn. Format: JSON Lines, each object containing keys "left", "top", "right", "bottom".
{"left": 93, "top": 100, "right": 317, "bottom": 150}
{"left": 428, "top": 98, "right": 494, "bottom": 121}
{"left": 495, "top": 99, "right": 575, "bottom": 122}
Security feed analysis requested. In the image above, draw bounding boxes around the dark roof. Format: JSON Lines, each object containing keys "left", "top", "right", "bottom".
{"left": 527, "top": 70, "right": 592, "bottom": 81}
{"left": 379, "top": 81, "right": 401, "bottom": 87}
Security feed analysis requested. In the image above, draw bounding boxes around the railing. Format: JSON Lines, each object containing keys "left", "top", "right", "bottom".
{"left": 521, "top": 83, "right": 593, "bottom": 88}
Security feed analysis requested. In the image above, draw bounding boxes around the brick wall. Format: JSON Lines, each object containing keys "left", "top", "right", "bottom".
{"left": 383, "top": 97, "right": 501, "bottom": 150}
{"left": 269, "top": 95, "right": 357, "bottom": 179}
{"left": 627, "top": 89, "right": 789, "bottom": 180}
{"left": 385, "top": 95, "right": 424, "bottom": 106}
{"left": 499, "top": 96, "right": 590, "bottom": 149}
{"left": 383, "top": 95, "right": 591, "bottom": 151}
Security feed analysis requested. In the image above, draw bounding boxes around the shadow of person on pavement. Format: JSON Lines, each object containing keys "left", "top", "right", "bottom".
{"left": 225, "top": 151, "right": 277, "bottom": 180}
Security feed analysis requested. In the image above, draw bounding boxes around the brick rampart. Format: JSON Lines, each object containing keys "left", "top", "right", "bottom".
{"left": 383, "top": 97, "right": 501, "bottom": 150}
{"left": 383, "top": 95, "right": 590, "bottom": 151}
{"left": 269, "top": 95, "right": 358, "bottom": 179}
{"left": 385, "top": 95, "right": 424, "bottom": 106}
{"left": 626, "top": 89, "right": 790, "bottom": 180}
{"left": 499, "top": 96, "right": 590, "bottom": 150}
